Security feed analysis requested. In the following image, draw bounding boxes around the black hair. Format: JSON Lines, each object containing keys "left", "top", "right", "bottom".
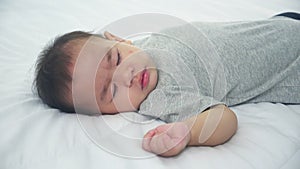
{"left": 34, "top": 31, "right": 99, "bottom": 113}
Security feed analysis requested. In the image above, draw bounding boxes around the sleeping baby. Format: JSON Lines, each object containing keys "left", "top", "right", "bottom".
{"left": 34, "top": 12, "right": 300, "bottom": 157}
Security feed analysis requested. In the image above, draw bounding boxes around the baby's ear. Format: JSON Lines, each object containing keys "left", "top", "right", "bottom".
{"left": 104, "top": 31, "right": 132, "bottom": 45}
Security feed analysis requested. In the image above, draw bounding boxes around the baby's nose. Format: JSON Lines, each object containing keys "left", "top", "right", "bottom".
{"left": 114, "top": 66, "right": 135, "bottom": 87}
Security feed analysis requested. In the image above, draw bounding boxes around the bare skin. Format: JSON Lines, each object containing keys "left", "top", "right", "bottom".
{"left": 142, "top": 104, "right": 238, "bottom": 157}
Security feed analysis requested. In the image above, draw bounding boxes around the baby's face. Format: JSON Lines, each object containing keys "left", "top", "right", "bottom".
{"left": 70, "top": 36, "right": 158, "bottom": 114}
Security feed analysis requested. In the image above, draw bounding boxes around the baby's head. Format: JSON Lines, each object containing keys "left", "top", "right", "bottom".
{"left": 35, "top": 31, "right": 158, "bottom": 115}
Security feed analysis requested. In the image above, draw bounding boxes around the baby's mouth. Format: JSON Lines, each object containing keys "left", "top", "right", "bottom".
{"left": 140, "top": 68, "right": 150, "bottom": 90}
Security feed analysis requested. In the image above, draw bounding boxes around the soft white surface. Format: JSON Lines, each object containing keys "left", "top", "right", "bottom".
{"left": 0, "top": 0, "right": 300, "bottom": 168}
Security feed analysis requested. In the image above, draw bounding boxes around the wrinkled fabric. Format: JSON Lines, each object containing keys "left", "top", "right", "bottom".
{"left": 135, "top": 18, "right": 300, "bottom": 122}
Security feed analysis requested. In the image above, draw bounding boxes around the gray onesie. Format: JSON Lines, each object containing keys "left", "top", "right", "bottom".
{"left": 134, "top": 17, "right": 300, "bottom": 123}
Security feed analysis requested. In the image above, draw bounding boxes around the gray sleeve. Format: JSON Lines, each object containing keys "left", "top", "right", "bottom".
{"left": 139, "top": 86, "right": 225, "bottom": 123}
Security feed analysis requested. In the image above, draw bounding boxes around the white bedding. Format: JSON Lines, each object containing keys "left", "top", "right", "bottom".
{"left": 0, "top": 0, "right": 300, "bottom": 168}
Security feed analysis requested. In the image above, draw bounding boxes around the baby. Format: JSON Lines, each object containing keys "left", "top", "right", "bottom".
{"left": 35, "top": 12, "right": 300, "bottom": 157}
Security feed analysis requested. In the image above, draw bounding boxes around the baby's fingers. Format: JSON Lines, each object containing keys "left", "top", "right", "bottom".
{"left": 149, "top": 134, "right": 172, "bottom": 155}
{"left": 142, "top": 129, "right": 156, "bottom": 152}
{"left": 104, "top": 31, "right": 132, "bottom": 44}
{"left": 104, "top": 31, "right": 125, "bottom": 42}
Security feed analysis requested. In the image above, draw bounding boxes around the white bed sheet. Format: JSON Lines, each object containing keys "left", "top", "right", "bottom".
{"left": 0, "top": 0, "right": 300, "bottom": 168}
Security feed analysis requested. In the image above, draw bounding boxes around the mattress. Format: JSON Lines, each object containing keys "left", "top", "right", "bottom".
{"left": 0, "top": 0, "right": 299, "bottom": 169}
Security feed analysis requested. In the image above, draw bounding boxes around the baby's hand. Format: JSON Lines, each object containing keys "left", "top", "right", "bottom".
{"left": 104, "top": 31, "right": 132, "bottom": 44}
{"left": 142, "top": 122, "right": 191, "bottom": 157}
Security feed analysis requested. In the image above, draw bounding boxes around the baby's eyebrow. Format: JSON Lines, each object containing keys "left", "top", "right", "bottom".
{"left": 107, "top": 48, "right": 112, "bottom": 63}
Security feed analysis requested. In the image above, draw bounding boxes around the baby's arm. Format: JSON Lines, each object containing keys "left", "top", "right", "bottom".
{"left": 142, "top": 104, "right": 238, "bottom": 157}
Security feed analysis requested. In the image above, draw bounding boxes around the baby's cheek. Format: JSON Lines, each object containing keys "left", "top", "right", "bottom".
{"left": 112, "top": 89, "right": 134, "bottom": 112}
